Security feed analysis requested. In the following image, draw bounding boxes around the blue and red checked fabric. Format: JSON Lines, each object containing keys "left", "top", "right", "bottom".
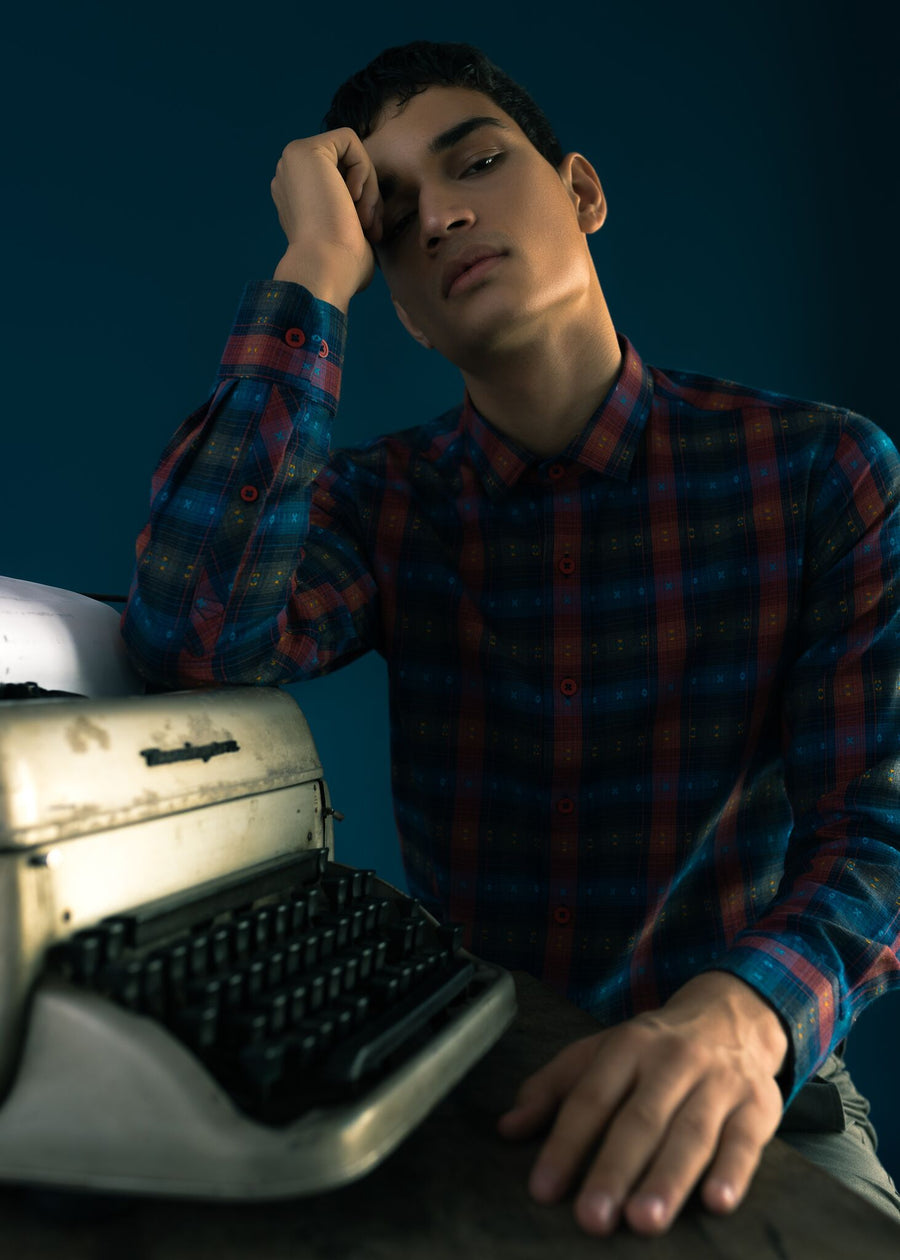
{"left": 122, "top": 280, "right": 900, "bottom": 1101}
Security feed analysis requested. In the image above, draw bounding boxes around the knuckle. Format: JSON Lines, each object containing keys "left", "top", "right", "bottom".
{"left": 672, "top": 1105, "right": 718, "bottom": 1146}
{"left": 624, "top": 1018, "right": 689, "bottom": 1062}
{"left": 757, "top": 1075, "right": 784, "bottom": 1111}
{"left": 661, "top": 1038, "right": 698, "bottom": 1075}
{"left": 735, "top": 1077, "right": 783, "bottom": 1134}
{"left": 743, "top": 1080, "right": 771, "bottom": 1114}
{"left": 626, "top": 1096, "right": 666, "bottom": 1133}
{"left": 721, "top": 1119, "right": 765, "bottom": 1162}
{"left": 569, "top": 1069, "right": 611, "bottom": 1112}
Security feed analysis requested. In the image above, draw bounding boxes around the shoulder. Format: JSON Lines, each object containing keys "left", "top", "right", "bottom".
{"left": 652, "top": 360, "right": 843, "bottom": 422}
{"left": 651, "top": 361, "right": 899, "bottom": 471}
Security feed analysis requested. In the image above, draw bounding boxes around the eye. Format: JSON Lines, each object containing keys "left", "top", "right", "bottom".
{"left": 383, "top": 153, "right": 506, "bottom": 245}
{"left": 385, "top": 209, "right": 416, "bottom": 242}
{"left": 463, "top": 152, "right": 504, "bottom": 176}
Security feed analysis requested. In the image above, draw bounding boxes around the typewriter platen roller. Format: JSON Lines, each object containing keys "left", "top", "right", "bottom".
{"left": 0, "top": 687, "right": 516, "bottom": 1198}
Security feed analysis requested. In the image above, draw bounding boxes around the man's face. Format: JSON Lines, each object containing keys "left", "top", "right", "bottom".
{"left": 362, "top": 85, "right": 605, "bottom": 369}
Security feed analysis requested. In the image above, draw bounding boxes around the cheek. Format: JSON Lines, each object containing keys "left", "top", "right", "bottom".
{"left": 527, "top": 184, "right": 582, "bottom": 256}
{"left": 387, "top": 277, "right": 439, "bottom": 343}
{"left": 384, "top": 261, "right": 431, "bottom": 321}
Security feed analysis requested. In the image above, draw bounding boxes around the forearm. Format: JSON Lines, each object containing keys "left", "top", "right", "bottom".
{"left": 273, "top": 245, "right": 354, "bottom": 313}
{"left": 705, "top": 412, "right": 900, "bottom": 1099}
{"left": 122, "top": 281, "right": 351, "bottom": 687}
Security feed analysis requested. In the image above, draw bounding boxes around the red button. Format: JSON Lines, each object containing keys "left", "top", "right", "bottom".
{"left": 560, "top": 677, "right": 578, "bottom": 697}
{"left": 558, "top": 557, "right": 576, "bottom": 575}
{"left": 554, "top": 906, "right": 572, "bottom": 925}
{"left": 548, "top": 463, "right": 565, "bottom": 480}
{"left": 556, "top": 797, "right": 575, "bottom": 815}
{"left": 285, "top": 327, "right": 305, "bottom": 348}
{"left": 318, "top": 340, "right": 329, "bottom": 358}
{"left": 240, "top": 485, "right": 259, "bottom": 502}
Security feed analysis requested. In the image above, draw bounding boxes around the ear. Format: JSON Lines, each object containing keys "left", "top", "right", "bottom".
{"left": 392, "top": 297, "right": 434, "bottom": 350}
{"left": 557, "top": 152, "right": 607, "bottom": 235}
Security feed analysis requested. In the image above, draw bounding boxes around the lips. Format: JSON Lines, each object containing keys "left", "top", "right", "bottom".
{"left": 442, "top": 246, "right": 506, "bottom": 298}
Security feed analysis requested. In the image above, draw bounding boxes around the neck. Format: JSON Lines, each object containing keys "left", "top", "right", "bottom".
{"left": 460, "top": 286, "right": 622, "bottom": 458}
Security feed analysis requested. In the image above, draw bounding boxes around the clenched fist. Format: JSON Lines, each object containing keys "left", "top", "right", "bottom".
{"left": 270, "top": 128, "right": 384, "bottom": 311}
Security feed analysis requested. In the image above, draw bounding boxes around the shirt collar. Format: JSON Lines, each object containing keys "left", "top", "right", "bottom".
{"left": 460, "top": 332, "right": 653, "bottom": 499}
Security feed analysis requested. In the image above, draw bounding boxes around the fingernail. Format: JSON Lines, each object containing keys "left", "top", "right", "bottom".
{"left": 581, "top": 1191, "right": 615, "bottom": 1230}
{"left": 707, "top": 1178, "right": 737, "bottom": 1209}
{"left": 633, "top": 1194, "right": 667, "bottom": 1228}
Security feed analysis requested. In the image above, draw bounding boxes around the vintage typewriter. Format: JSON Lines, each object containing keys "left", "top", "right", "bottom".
{"left": 0, "top": 579, "right": 517, "bottom": 1199}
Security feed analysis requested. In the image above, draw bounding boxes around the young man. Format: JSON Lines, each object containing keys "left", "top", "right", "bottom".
{"left": 122, "top": 41, "right": 900, "bottom": 1235}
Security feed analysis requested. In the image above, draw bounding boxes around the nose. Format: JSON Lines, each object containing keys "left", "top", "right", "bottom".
{"left": 418, "top": 187, "right": 476, "bottom": 251}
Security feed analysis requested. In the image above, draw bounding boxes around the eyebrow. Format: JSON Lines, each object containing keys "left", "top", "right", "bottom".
{"left": 377, "top": 115, "right": 511, "bottom": 206}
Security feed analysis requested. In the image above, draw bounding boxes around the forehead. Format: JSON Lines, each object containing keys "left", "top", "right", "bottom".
{"left": 362, "top": 85, "right": 524, "bottom": 184}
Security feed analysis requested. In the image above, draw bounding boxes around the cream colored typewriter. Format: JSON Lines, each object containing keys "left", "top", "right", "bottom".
{"left": 0, "top": 583, "right": 516, "bottom": 1200}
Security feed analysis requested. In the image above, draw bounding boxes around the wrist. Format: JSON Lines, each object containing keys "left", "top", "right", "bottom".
{"left": 664, "top": 970, "right": 790, "bottom": 1078}
{"left": 272, "top": 246, "right": 353, "bottom": 313}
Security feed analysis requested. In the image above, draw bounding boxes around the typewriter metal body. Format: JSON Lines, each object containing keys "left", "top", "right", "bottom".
{"left": 0, "top": 595, "right": 516, "bottom": 1200}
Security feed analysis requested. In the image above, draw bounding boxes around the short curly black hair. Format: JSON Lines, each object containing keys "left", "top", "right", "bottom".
{"left": 323, "top": 40, "right": 565, "bottom": 169}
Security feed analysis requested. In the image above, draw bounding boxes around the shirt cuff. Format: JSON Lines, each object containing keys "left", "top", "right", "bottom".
{"left": 216, "top": 280, "right": 348, "bottom": 399}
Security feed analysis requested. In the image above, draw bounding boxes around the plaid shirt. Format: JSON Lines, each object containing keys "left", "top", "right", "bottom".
{"left": 123, "top": 280, "right": 900, "bottom": 1100}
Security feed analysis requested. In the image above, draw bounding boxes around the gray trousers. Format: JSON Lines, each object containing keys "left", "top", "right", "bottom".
{"left": 777, "top": 1048, "right": 900, "bottom": 1220}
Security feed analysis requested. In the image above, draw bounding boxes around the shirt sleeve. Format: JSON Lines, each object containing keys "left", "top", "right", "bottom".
{"left": 699, "top": 411, "right": 900, "bottom": 1102}
{"left": 121, "top": 280, "right": 380, "bottom": 687}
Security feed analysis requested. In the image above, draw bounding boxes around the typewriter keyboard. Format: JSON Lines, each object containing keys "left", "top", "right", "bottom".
{"left": 47, "top": 848, "right": 476, "bottom": 1125}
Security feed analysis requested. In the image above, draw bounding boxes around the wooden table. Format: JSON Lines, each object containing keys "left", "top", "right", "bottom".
{"left": 1, "top": 970, "right": 899, "bottom": 1258}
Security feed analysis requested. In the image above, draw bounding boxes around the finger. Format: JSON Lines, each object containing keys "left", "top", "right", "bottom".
{"left": 701, "top": 1083, "right": 781, "bottom": 1216}
{"left": 332, "top": 130, "right": 376, "bottom": 213}
{"left": 497, "top": 1036, "right": 603, "bottom": 1140}
{"left": 343, "top": 161, "right": 369, "bottom": 212}
{"left": 526, "top": 1046, "right": 641, "bottom": 1204}
{"left": 616, "top": 1077, "right": 736, "bottom": 1235}
{"left": 357, "top": 177, "right": 382, "bottom": 238}
{"left": 364, "top": 193, "right": 384, "bottom": 244}
{"left": 566, "top": 1058, "right": 708, "bottom": 1233}
{"left": 348, "top": 165, "right": 380, "bottom": 238}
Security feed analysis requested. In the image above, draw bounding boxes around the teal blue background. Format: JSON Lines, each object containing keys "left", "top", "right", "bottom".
{"left": 3, "top": 0, "right": 899, "bottom": 1182}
